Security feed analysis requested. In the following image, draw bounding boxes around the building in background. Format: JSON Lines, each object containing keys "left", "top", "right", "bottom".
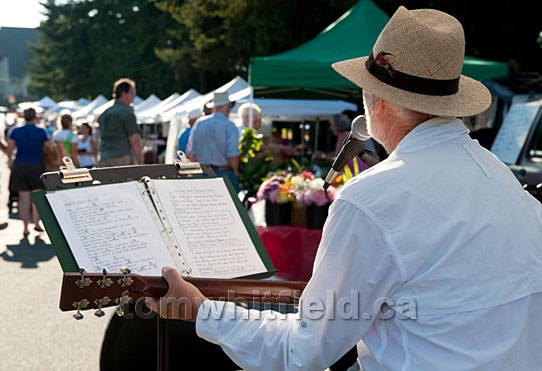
{"left": 0, "top": 27, "right": 38, "bottom": 107}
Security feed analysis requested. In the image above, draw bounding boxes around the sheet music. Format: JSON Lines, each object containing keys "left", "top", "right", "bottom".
{"left": 151, "top": 178, "right": 268, "bottom": 278}
{"left": 45, "top": 182, "right": 177, "bottom": 275}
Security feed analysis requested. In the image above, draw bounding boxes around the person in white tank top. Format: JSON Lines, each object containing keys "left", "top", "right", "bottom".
{"left": 77, "top": 122, "right": 97, "bottom": 168}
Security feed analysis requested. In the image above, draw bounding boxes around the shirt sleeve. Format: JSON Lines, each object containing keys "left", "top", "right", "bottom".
{"left": 123, "top": 110, "right": 139, "bottom": 135}
{"left": 226, "top": 121, "right": 240, "bottom": 158}
{"left": 186, "top": 122, "right": 198, "bottom": 157}
{"left": 195, "top": 198, "right": 403, "bottom": 370}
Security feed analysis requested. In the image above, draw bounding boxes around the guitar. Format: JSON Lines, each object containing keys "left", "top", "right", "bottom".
{"left": 60, "top": 269, "right": 307, "bottom": 319}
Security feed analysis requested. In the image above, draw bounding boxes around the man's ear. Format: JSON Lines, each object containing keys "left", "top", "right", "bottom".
{"left": 374, "top": 97, "right": 386, "bottom": 115}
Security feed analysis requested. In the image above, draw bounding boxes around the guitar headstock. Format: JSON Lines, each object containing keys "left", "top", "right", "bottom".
{"left": 60, "top": 268, "right": 167, "bottom": 320}
{"left": 60, "top": 269, "right": 306, "bottom": 320}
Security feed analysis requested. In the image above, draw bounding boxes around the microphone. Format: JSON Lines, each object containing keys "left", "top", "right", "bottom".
{"left": 323, "top": 115, "right": 379, "bottom": 190}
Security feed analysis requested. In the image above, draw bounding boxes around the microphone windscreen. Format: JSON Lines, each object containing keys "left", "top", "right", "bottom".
{"left": 351, "top": 115, "right": 370, "bottom": 141}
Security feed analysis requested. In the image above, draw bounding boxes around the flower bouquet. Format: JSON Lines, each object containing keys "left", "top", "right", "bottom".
{"left": 294, "top": 172, "right": 339, "bottom": 229}
{"left": 257, "top": 172, "right": 296, "bottom": 226}
{"left": 256, "top": 172, "right": 296, "bottom": 204}
{"left": 295, "top": 173, "right": 338, "bottom": 207}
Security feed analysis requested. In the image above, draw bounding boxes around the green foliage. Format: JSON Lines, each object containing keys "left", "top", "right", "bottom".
{"left": 28, "top": 0, "right": 181, "bottom": 100}
{"left": 28, "top": 0, "right": 357, "bottom": 98}
{"left": 24, "top": 0, "right": 542, "bottom": 100}
{"left": 152, "top": 0, "right": 357, "bottom": 92}
{"left": 238, "top": 127, "right": 273, "bottom": 196}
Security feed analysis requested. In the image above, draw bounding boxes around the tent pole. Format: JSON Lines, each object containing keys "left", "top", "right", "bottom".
{"left": 248, "top": 86, "right": 254, "bottom": 129}
{"left": 314, "top": 117, "right": 320, "bottom": 161}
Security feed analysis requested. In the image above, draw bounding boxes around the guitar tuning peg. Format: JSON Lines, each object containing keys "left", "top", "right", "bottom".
{"left": 94, "top": 296, "right": 110, "bottom": 318}
{"left": 97, "top": 268, "right": 113, "bottom": 288}
{"left": 72, "top": 299, "right": 89, "bottom": 320}
{"left": 114, "top": 293, "right": 132, "bottom": 317}
{"left": 117, "top": 267, "right": 133, "bottom": 287}
{"left": 75, "top": 268, "right": 92, "bottom": 289}
{"left": 73, "top": 311, "right": 84, "bottom": 320}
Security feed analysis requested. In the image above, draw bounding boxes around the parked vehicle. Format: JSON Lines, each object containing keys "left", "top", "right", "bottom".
{"left": 475, "top": 74, "right": 542, "bottom": 186}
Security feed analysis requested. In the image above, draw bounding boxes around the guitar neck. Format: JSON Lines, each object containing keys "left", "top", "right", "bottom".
{"left": 60, "top": 272, "right": 307, "bottom": 313}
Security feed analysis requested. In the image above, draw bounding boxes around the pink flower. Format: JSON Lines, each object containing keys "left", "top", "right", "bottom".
{"left": 296, "top": 178, "right": 338, "bottom": 206}
{"left": 257, "top": 175, "right": 295, "bottom": 204}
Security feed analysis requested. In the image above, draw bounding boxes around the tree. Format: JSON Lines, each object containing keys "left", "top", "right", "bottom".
{"left": 153, "top": 0, "right": 357, "bottom": 92}
{"left": 29, "top": 0, "right": 180, "bottom": 100}
{"left": 28, "top": 0, "right": 541, "bottom": 100}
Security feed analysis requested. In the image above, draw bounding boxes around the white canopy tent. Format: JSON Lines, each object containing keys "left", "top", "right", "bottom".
{"left": 136, "top": 92, "right": 181, "bottom": 124}
{"left": 92, "top": 96, "right": 144, "bottom": 118}
{"left": 163, "top": 76, "right": 357, "bottom": 163}
{"left": 71, "top": 94, "right": 108, "bottom": 121}
{"left": 240, "top": 97, "right": 356, "bottom": 118}
{"left": 35, "top": 95, "right": 57, "bottom": 109}
{"left": 134, "top": 94, "right": 162, "bottom": 115}
{"left": 163, "top": 76, "right": 253, "bottom": 163}
{"left": 46, "top": 98, "right": 91, "bottom": 115}
{"left": 153, "top": 89, "right": 201, "bottom": 123}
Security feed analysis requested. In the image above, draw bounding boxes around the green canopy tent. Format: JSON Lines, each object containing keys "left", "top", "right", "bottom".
{"left": 249, "top": 0, "right": 509, "bottom": 100}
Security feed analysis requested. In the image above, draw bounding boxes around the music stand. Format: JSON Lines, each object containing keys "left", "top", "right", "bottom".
{"left": 39, "top": 157, "right": 217, "bottom": 371}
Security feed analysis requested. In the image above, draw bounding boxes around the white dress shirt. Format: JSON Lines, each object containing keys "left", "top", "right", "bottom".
{"left": 196, "top": 117, "right": 542, "bottom": 370}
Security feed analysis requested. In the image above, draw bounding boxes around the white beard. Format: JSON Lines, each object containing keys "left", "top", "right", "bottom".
{"left": 363, "top": 95, "right": 389, "bottom": 154}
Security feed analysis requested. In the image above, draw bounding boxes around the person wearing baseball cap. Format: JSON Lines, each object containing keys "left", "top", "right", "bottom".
{"left": 147, "top": 7, "right": 542, "bottom": 370}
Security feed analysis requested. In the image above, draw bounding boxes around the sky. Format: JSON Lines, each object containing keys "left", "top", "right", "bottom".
{"left": 0, "top": 0, "right": 47, "bottom": 28}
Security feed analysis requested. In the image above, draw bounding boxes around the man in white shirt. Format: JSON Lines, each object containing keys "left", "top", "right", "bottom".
{"left": 146, "top": 7, "right": 542, "bottom": 370}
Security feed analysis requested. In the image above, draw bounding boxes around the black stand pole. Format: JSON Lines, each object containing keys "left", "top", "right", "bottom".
{"left": 157, "top": 317, "right": 170, "bottom": 371}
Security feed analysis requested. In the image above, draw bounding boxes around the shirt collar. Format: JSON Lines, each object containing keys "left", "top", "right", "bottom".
{"left": 394, "top": 117, "right": 469, "bottom": 154}
{"left": 211, "top": 111, "right": 228, "bottom": 119}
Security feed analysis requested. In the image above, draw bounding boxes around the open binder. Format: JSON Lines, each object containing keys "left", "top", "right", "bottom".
{"left": 32, "top": 157, "right": 275, "bottom": 279}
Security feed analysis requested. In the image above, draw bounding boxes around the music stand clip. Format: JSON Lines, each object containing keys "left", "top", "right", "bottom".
{"left": 174, "top": 151, "right": 203, "bottom": 176}
{"left": 59, "top": 157, "right": 93, "bottom": 184}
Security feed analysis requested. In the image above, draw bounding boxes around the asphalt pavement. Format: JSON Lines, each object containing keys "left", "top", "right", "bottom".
{"left": 0, "top": 150, "right": 115, "bottom": 370}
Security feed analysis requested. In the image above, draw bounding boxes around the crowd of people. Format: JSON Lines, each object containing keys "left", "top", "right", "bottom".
{"left": 1, "top": 77, "right": 139, "bottom": 237}
{"left": 1, "top": 76, "right": 304, "bottom": 236}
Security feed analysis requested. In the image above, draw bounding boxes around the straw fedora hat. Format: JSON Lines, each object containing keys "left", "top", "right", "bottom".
{"left": 332, "top": 6, "right": 491, "bottom": 117}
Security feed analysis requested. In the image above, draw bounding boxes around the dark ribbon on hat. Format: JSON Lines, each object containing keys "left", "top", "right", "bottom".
{"left": 365, "top": 52, "right": 460, "bottom": 96}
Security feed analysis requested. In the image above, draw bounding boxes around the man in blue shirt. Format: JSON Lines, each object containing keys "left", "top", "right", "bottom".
{"left": 187, "top": 92, "right": 240, "bottom": 192}
{"left": 177, "top": 107, "right": 203, "bottom": 154}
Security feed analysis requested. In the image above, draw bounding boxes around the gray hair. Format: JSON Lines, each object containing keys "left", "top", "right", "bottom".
{"left": 237, "top": 102, "right": 262, "bottom": 119}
